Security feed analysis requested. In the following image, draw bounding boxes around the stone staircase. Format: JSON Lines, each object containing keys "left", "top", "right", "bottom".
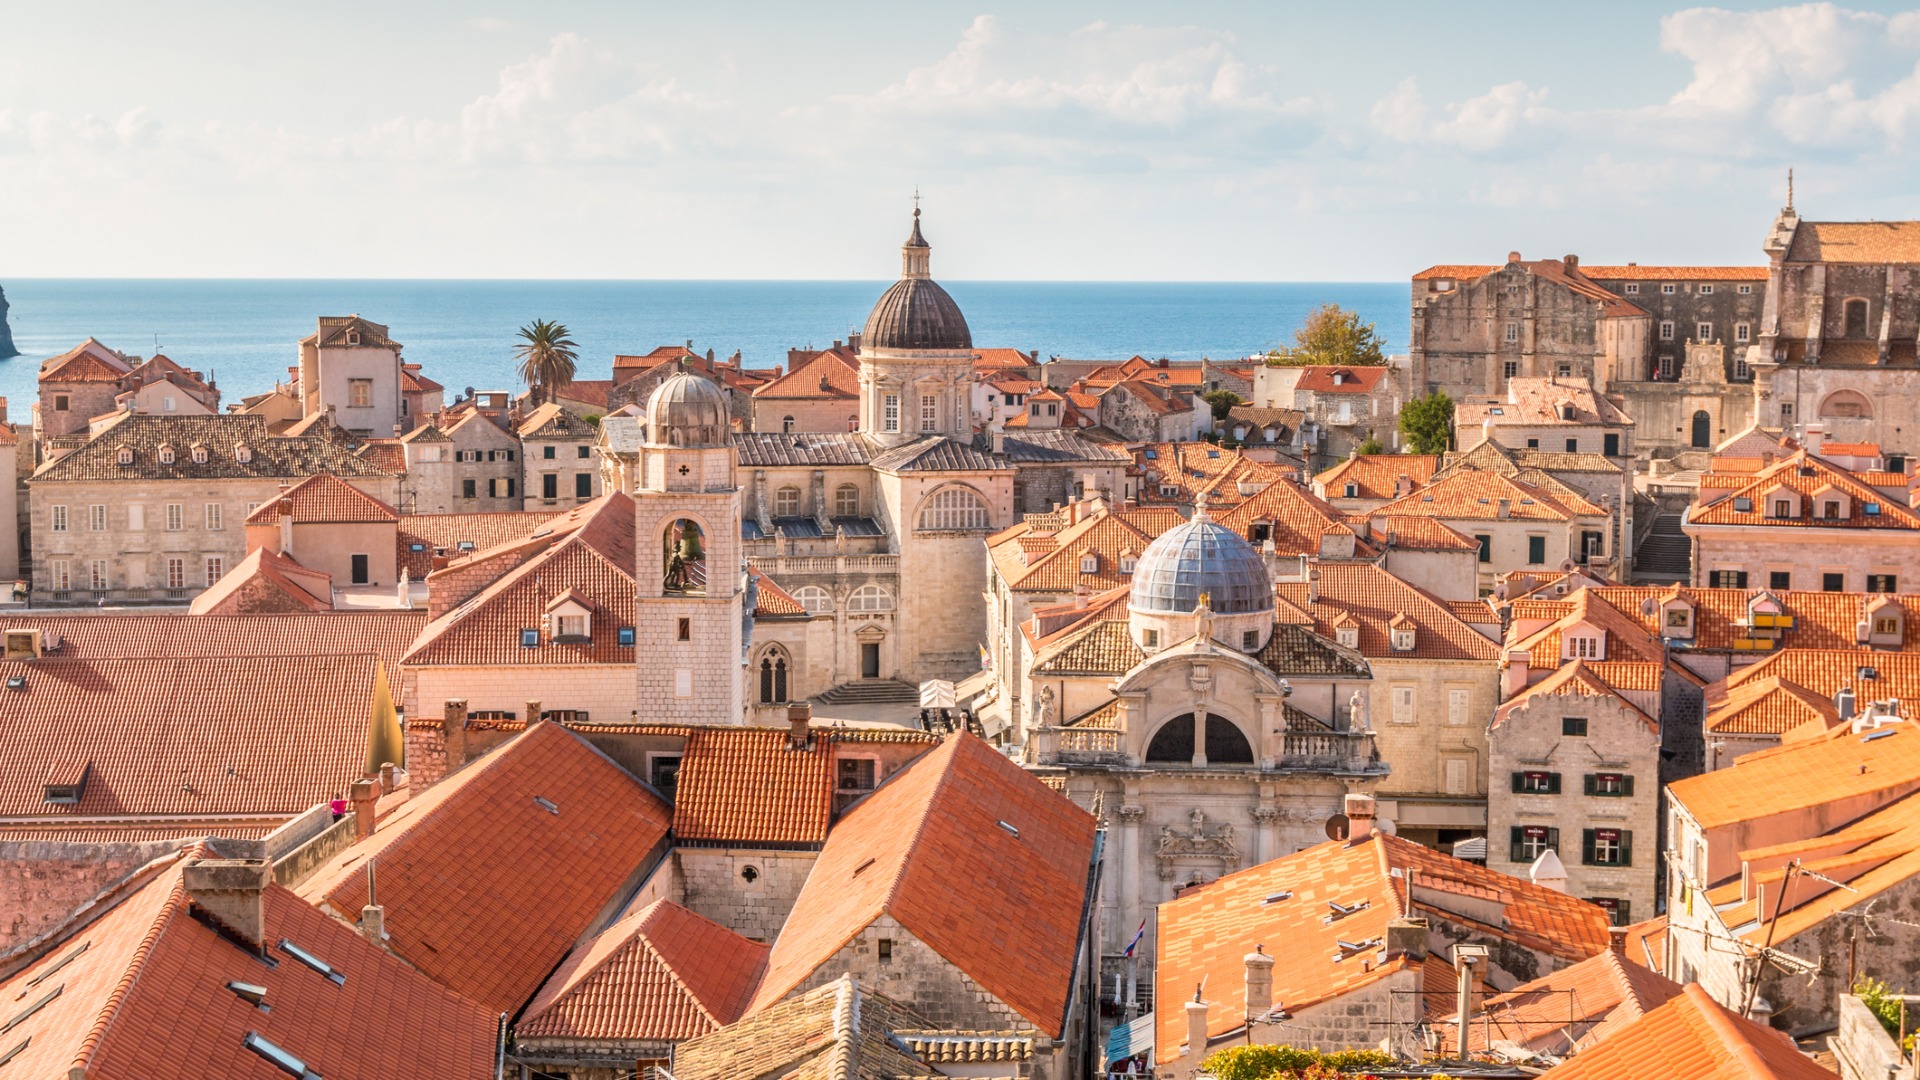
{"left": 814, "top": 679, "right": 921, "bottom": 706}
{"left": 1632, "top": 513, "right": 1692, "bottom": 584}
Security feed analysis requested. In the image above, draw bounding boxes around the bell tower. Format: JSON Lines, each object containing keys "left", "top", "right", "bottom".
{"left": 633, "top": 370, "right": 746, "bottom": 726}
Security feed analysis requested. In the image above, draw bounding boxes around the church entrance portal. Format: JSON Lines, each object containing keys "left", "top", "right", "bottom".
{"left": 861, "top": 642, "right": 881, "bottom": 679}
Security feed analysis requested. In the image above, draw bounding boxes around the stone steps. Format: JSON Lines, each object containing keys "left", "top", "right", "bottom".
{"left": 1632, "top": 513, "right": 1692, "bottom": 584}
{"left": 815, "top": 679, "right": 921, "bottom": 705}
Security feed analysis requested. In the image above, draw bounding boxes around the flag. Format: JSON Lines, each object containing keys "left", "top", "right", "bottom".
{"left": 978, "top": 642, "right": 993, "bottom": 670}
{"left": 1123, "top": 919, "right": 1148, "bottom": 958}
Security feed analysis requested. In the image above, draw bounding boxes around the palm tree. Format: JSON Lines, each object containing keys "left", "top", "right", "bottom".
{"left": 514, "top": 319, "right": 579, "bottom": 405}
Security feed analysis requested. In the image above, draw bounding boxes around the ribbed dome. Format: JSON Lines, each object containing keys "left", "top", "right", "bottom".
{"left": 1129, "top": 517, "right": 1274, "bottom": 616}
{"left": 646, "top": 371, "right": 729, "bottom": 448}
{"left": 862, "top": 278, "right": 972, "bottom": 352}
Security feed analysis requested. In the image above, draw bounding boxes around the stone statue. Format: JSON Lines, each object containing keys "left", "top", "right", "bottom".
{"left": 1034, "top": 685, "right": 1055, "bottom": 725}
{"left": 0, "top": 286, "right": 16, "bottom": 360}
{"left": 1188, "top": 807, "right": 1207, "bottom": 838}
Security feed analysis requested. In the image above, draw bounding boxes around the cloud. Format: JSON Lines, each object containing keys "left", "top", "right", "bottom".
{"left": 1370, "top": 77, "right": 1552, "bottom": 152}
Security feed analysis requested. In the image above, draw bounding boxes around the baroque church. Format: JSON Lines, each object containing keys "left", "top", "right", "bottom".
{"left": 601, "top": 209, "right": 1133, "bottom": 711}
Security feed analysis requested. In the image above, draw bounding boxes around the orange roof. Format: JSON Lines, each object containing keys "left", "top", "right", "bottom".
{"left": 1688, "top": 452, "right": 1920, "bottom": 530}
{"left": 1668, "top": 720, "right": 1920, "bottom": 831}
{"left": 1539, "top": 983, "right": 1835, "bottom": 1080}
{"left": 0, "top": 653, "right": 396, "bottom": 833}
{"left": 752, "top": 348, "right": 859, "bottom": 401}
{"left": 974, "top": 347, "right": 1035, "bottom": 370}
{"left": 188, "top": 546, "right": 334, "bottom": 615}
{"left": 1135, "top": 443, "right": 1290, "bottom": 509}
{"left": 1294, "top": 366, "right": 1390, "bottom": 394}
{"left": 1819, "top": 441, "right": 1881, "bottom": 457}
{"left": 1376, "top": 468, "right": 1601, "bottom": 522}
{"left": 1154, "top": 831, "right": 1611, "bottom": 1064}
{"left": 0, "top": 847, "right": 497, "bottom": 1080}
{"left": 518, "top": 899, "right": 769, "bottom": 1042}
{"left": 299, "top": 721, "right": 673, "bottom": 1015}
{"left": 1561, "top": 586, "right": 1920, "bottom": 655}
{"left": 1214, "top": 478, "right": 1361, "bottom": 551}
{"left": 1274, "top": 562, "right": 1498, "bottom": 661}
{"left": 987, "top": 503, "right": 1175, "bottom": 594}
{"left": 1458, "top": 377, "right": 1634, "bottom": 429}
{"left": 397, "top": 509, "right": 558, "bottom": 578}
{"left": 1412, "top": 264, "right": 1499, "bottom": 281}
{"left": 1493, "top": 660, "right": 1659, "bottom": 731}
{"left": 1702, "top": 674, "right": 1841, "bottom": 736}
{"left": 1434, "top": 946, "right": 1684, "bottom": 1056}
{"left": 749, "top": 734, "right": 1096, "bottom": 1036}
{"left": 1315, "top": 454, "right": 1439, "bottom": 500}
{"left": 39, "top": 337, "right": 133, "bottom": 383}
{"left": 244, "top": 472, "right": 399, "bottom": 525}
{"left": 1359, "top": 513, "right": 1480, "bottom": 552}
{"left": 672, "top": 728, "right": 839, "bottom": 845}
{"left": 749, "top": 567, "right": 808, "bottom": 616}
{"left": 1786, "top": 220, "right": 1920, "bottom": 265}
{"left": 1581, "top": 265, "right": 1769, "bottom": 281}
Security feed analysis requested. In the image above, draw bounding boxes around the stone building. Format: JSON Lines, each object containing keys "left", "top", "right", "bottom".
{"left": 1097, "top": 378, "right": 1204, "bottom": 443}
{"left": 296, "top": 315, "right": 410, "bottom": 437}
{"left": 26, "top": 413, "right": 398, "bottom": 604}
{"left": 749, "top": 345, "right": 860, "bottom": 433}
{"left": 518, "top": 401, "right": 603, "bottom": 511}
{"left": 607, "top": 345, "right": 778, "bottom": 430}
{"left": 33, "top": 339, "right": 223, "bottom": 454}
{"left": 1369, "top": 467, "right": 1615, "bottom": 594}
{"left": 1249, "top": 364, "right": 1406, "bottom": 466}
{"left": 1486, "top": 660, "right": 1665, "bottom": 924}
{"left": 1456, "top": 376, "right": 1635, "bottom": 461}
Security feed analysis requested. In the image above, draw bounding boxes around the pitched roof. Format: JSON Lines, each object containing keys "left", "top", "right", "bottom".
{"left": 1293, "top": 365, "right": 1390, "bottom": 394}
{"left": 750, "top": 568, "right": 809, "bottom": 617}
{"left": 1213, "top": 478, "right": 1361, "bottom": 552}
{"left": 33, "top": 414, "right": 395, "bottom": 482}
{"left": 672, "top": 728, "right": 843, "bottom": 845}
{"left": 1538, "top": 984, "right": 1836, "bottom": 1080}
{"left": 868, "top": 435, "right": 1006, "bottom": 473}
{"left": 1434, "top": 946, "right": 1685, "bottom": 1056}
{"left": 1545, "top": 586, "right": 1920, "bottom": 654}
{"left": 732, "top": 431, "right": 875, "bottom": 467}
{"left": 1493, "top": 660, "right": 1659, "bottom": 730}
{"left": 517, "top": 899, "right": 769, "bottom": 1043}
{"left": 298, "top": 721, "right": 673, "bottom": 1015}
{"left": 753, "top": 347, "right": 860, "bottom": 401}
{"left": 0, "top": 653, "right": 396, "bottom": 836}
{"left": 1702, "top": 674, "right": 1842, "bottom": 737}
{"left": 987, "top": 504, "right": 1173, "bottom": 594}
{"left": 748, "top": 734, "right": 1096, "bottom": 1036}
{"left": 676, "top": 976, "right": 936, "bottom": 1080}
{"left": 188, "top": 546, "right": 334, "bottom": 615}
{"left": 243, "top": 472, "right": 399, "bottom": 525}
{"left": 39, "top": 337, "right": 133, "bottom": 383}
{"left": 1315, "top": 454, "right": 1439, "bottom": 500}
{"left": 302, "top": 314, "right": 396, "bottom": 348}
{"left": 1376, "top": 468, "right": 1601, "bottom": 522}
{"left": 1580, "top": 265, "right": 1769, "bottom": 281}
{"left": 1154, "top": 831, "right": 1611, "bottom": 1064}
{"left": 0, "top": 848, "right": 496, "bottom": 1080}
{"left": 397, "top": 510, "right": 558, "bottom": 578}
{"left": 1273, "top": 562, "right": 1499, "bottom": 660}
{"left": 516, "top": 400, "right": 598, "bottom": 439}
{"left": 1668, "top": 720, "right": 1920, "bottom": 831}
{"left": 404, "top": 494, "right": 638, "bottom": 667}
{"left": 1786, "top": 220, "right": 1920, "bottom": 264}
{"left": 1688, "top": 452, "right": 1920, "bottom": 530}
{"left": 1459, "top": 377, "right": 1634, "bottom": 429}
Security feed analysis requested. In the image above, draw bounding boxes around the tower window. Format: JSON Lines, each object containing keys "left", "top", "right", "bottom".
{"left": 883, "top": 394, "right": 900, "bottom": 432}
{"left": 677, "top": 617, "right": 691, "bottom": 641}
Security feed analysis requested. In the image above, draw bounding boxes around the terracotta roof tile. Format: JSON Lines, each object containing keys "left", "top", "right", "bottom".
{"left": 749, "top": 734, "right": 1096, "bottom": 1036}
{"left": 672, "top": 728, "right": 839, "bottom": 845}
{"left": 1154, "top": 832, "right": 1611, "bottom": 1064}
{"left": 1786, "top": 220, "right": 1920, "bottom": 264}
{"left": 1702, "top": 675, "right": 1842, "bottom": 736}
{"left": 243, "top": 472, "right": 399, "bottom": 525}
{"left": 1214, "top": 479, "right": 1359, "bottom": 551}
{"left": 518, "top": 899, "right": 769, "bottom": 1042}
{"left": 1293, "top": 366, "right": 1390, "bottom": 394}
{"left": 749, "top": 567, "right": 809, "bottom": 616}
{"left": 1315, "top": 454, "right": 1439, "bottom": 500}
{"left": 1359, "top": 513, "right": 1481, "bottom": 551}
{"left": 1688, "top": 452, "right": 1920, "bottom": 530}
{"left": 1538, "top": 983, "right": 1835, "bottom": 1080}
{"left": 34, "top": 414, "right": 395, "bottom": 482}
{"left": 988, "top": 506, "right": 1162, "bottom": 594}
{"left": 38, "top": 337, "right": 133, "bottom": 383}
{"left": 1274, "top": 562, "right": 1498, "bottom": 661}
{"left": 1435, "top": 947, "right": 1684, "bottom": 1056}
{"left": 397, "top": 510, "right": 557, "bottom": 578}
{"left": 753, "top": 348, "right": 860, "bottom": 401}
{"left": 1376, "top": 469, "right": 1600, "bottom": 522}
{"left": 678, "top": 976, "right": 935, "bottom": 1080}
{"left": 516, "top": 400, "right": 598, "bottom": 439}
{"left": 1669, "top": 720, "right": 1920, "bottom": 832}
{"left": 0, "top": 849, "right": 497, "bottom": 1080}
{"left": 299, "top": 722, "right": 673, "bottom": 1015}
{"left": 188, "top": 546, "right": 335, "bottom": 615}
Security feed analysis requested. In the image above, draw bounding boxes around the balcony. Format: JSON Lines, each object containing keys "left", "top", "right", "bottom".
{"left": 1028, "top": 725, "right": 1385, "bottom": 775}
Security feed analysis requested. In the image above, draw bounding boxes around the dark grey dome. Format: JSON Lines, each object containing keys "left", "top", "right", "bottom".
{"left": 1129, "top": 517, "right": 1275, "bottom": 615}
{"left": 646, "top": 371, "right": 729, "bottom": 447}
{"left": 862, "top": 278, "right": 972, "bottom": 351}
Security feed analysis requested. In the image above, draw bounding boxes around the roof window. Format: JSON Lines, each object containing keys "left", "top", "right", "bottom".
{"left": 26, "top": 941, "right": 87, "bottom": 987}
{"left": 228, "top": 981, "right": 269, "bottom": 1009}
{"left": 0, "top": 1039, "right": 26, "bottom": 1067}
{"left": 997, "top": 820, "right": 1020, "bottom": 838}
{"left": 2, "top": 985, "right": 62, "bottom": 1034}
{"left": 5, "top": 676, "right": 24, "bottom": 691}
{"left": 520, "top": 629, "right": 539, "bottom": 648}
{"left": 243, "top": 1032, "right": 321, "bottom": 1079}
{"left": 534, "top": 796, "right": 559, "bottom": 815}
{"left": 1863, "top": 729, "right": 1897, "bottom": 743}
{"left": 1261, "top": 891, "right": 1293, "bottom": 905}
{"left": 277, "top": 939, "right": 345, "bottom": 986}
{"left": 1323, "top": 898, "right": 1370, "bottom": 924}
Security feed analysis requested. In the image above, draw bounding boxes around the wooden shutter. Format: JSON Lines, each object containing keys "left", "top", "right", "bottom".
{"left": 1547, "top": 772, "right": 1562, "bottom": 794}
{"left": 1581, "top": 829, "right": 1596, "bottom": 865}
{"left": 1583, "top": 774, "right": 1597, "bottom": 796}
{"left": 1622, "top": 775, "right": 1635, "bottom": 797}
{"left": 1511, "top": 772, "right": 1526, "bottom": 793}
{"left": 1620, "top": 830, "right": 1633, "bottom": 867}
{"left": 1510, "top": 827, "right": 1526, "bottom": 863}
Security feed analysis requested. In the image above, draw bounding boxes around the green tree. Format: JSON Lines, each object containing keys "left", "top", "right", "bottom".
{"left": 1268, "top": 303, "right": 1388, "bottom": 367}
{"left": 1200, "top": 1044, "right": 1397, "bottom": 1080}
{"left": 1398, "top": 390, "right": 1455, "bottom": 454}
{"left": 514, "top": 319, "right": 579, "bottom": 405}
{"left": 1356, "top": 433, "right": 1386, "bottom": 455}
{"left": 1203, "top": 389, "right": 1245, "bottom": 423}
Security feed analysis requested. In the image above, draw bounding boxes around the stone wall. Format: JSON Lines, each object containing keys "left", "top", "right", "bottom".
{"left": 1834, "top": 991, "right": 1917, "bottom": 1080}
{"left": 675, "top": 848, "right": 817, "bottom": 942}
{"left": 1766, "top": 873, "right": 1920, "bottom": 1036}
{"left": 0, "top": 839, "right": 185, "bottom": 953}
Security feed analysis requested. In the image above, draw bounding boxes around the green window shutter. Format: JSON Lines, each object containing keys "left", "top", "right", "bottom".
{"left": 1620, "top": 831, "right": 1633, "bottom": 867}
{"left": 1581, "top": 829, "right": 1597, "bottom": 865}
{"left": 1510, "top": 827, "right": 1526, "bottom": 863}
{"left": 1583, "top": 774, "right": 1597, "bottom": 796}
{"left": 1548, "top": 772, "right": 1562, "bottom": 794}
{"left": 1622, "top": 775, "right": 1636, "bottom": 797}
{"left": 1511, "top": 772, "right": 1526, "bottom": 793}
{"left": 1547, "top": 827, "right": 1561, "bottom": 850}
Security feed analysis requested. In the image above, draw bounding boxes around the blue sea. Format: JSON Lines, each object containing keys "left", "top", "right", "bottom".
{"left": 0, "top": 280, "right": 1407, "bottom": 408}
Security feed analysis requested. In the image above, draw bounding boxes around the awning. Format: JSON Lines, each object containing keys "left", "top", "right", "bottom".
{"left": 1452, "top": 836, "right": 1488, "bottom": 861}
{"left": 918, "top": 679, "right": 956, "bottom": 709}
{"left": 1103, "top": 1014, "right": 1155, "bottom": 1068}
{"left": 952, "top": 668, "right": 994, "bottom": 703}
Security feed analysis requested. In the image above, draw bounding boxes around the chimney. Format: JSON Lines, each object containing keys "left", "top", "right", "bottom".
{"left": 1835, "top": 686, "right": 1857, "bottom": 723}
{"left": 1528, "top": 849, "right": 1568, "bottom": 893}
{"left": 1395, "top": 474, "right": 1413, "bottom": 498}
{"left": 1183, "top": 991, "right": 1211, "bottom": 1068}
{"left": 1453, "top": 944, "right": 1489, "bottom": 1051}
{"left": 1244, "top": 945, "right": 1275, "bottom": 1019}
{"left": 1804, "top": 423, "right": 1825, "bottom": 456}
{"left": 1073, "top": 582, "right": 1090, "bottom": 610}
{"left": 378, "top": 761, "right": 397, "bottom": 794}
{"left": 1343, "top": 792, "right": 1375, "bottom": 842}
{"left": 1563, "top": 254, "right": 1579, "bottom": 270}
{"left": 991, "top": 426, "right": 1006, "bottom": 454}
{"left": 278, "top": 498, "right": 295, "bottom": 555}
{"left": 1501, "top": 649, "right": 1531, "bottom": 699}
{"left": 1507, "top": 251, "right": 1522, "bottom": 264}
{"left": 788, "top": 700, "right": 813, "bottom": 748}
{"left": 443, "top": 699, "right": 468, "bottom": 768}
{"left": 1385, "top": 916, "right": 1429, "bottom": 961}
{"left": 1307, "top": 569, "right": 1319, "bottom": 605}
{"left": 526, "top": 700, "right": 543, "bottom": 725}
{"left": 183, "top": 857, "right": 272, "bottom": 953}
{"left": 1608, "top": 925, "right": 1630, "bottom": 953}
{"left": 359, "top": 903, "right": 386, "bottom": 943}
{"left": 350, "top": 777, "right": 379, "bottom": 839}
{"left": 1496, "top": 498, "right": 1511, "bottom": 520}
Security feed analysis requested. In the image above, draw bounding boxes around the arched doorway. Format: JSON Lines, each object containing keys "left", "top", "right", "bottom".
{"left": 1691, "top": 410, "right": 1712, "bottom": 449}
{"left": 1144, "top": 713, "right": 1255, "bottom": 765}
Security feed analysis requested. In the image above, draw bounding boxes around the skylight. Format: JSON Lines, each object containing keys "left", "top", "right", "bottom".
{"left": 228, "top": 981, "right": 270, "bottom": 1009}
{"left": 1862, "top": 730, "right": 1897, "bottom": 743}
{"left": 244, "top": 1032, "right": 321, "bottom": 1079}
{"left": 534, "top": 796, "right": 559, "bottom": 814}
{"left": 997, "top": 820, "right": 1020, "bottom": 838}
{"left": 0, "top": 1038, "right": 27, "bottom": 1067}
{"left": 1261, "top": 892, "right": 1293, "bottom": 905}
{"left": 277, "top": 939, "right": 345, "bottom": 986}
{"left": 2, "top": 986, "right": 61, "bottom": 1034}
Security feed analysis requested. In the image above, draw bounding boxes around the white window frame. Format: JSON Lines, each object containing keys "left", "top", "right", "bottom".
{"left": 1659, "top": 321, "right": 1675, "bottom": 341}
{"left": 774, "top": 486, "right": 801, "bottom": 517}
{"left": 204, "top": 556, "right": 224, "bottom": 585}
{"left": 848, "top": 585, "right": 895, "bottom": 612}
{"left": 1391, "top": 685, "right": 1415, "bottom": 724}
{"left": 1696, "top": 322, "right": 1713, "bottom": 342}
{"left": 205, "top": 503, "right": 223, "bottom": 531}
{"left": 49, "top": 505, "right": 68, "bottom": 533}
{"left": 1739, "top": 284, "right": 1754, "bottom": 295}
{"left": 1661, "top": 283, "right": 1677, "bottom": 295}
{"left": 50, "top": 559, "right": 71, "bottom": 592}
{"left": 89, "top": 559, "right": 108, "bottom": 591}
{"left": 1735, "top": 322, "right": 1751, "bottom": 343}
{"left": 166, "top": 557, "right": 186, "bottom": 590}
{"left": 883, "top": 394, "right": 900, "bottom": 433}
{"left": 165, "top": 503, "right": 184, "bottom": 532}
{"left": 88, "top": 504, "right": 107, "bottom": 532}
{"left": 920, "top": 393, "right": 938, "bottom": 432}
{"left": 1447, "top": 688, "right": 1470, "bottom": 726}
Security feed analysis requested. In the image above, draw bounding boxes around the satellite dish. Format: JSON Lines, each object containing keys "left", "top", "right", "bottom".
{"left": 1325, "top": 814, "right": 1350, "bottom": 841}
{"left": 464, "top": 386, "right": 476, "bottom": 399}
{"left": 1378, "top": 817, "right": 1397, "bottom": 836}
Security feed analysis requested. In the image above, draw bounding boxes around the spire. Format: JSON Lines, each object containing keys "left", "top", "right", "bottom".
{"left": 901, "top": 199, "right": 931, "bottom": 279}
{"left": 363, "top": 662, "right": 403, "bottom": 776}
{"left": 1786, "top": 167, "right": 1794, "bottom": 212}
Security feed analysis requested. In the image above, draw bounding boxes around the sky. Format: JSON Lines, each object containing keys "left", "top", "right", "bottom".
{"left": 5, "top": 1, "right": 1920, "bottom": 281}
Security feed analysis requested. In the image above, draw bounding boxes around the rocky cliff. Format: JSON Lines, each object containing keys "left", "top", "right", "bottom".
{"left": 0, "top": 286, "right": 17, "bottom": 359}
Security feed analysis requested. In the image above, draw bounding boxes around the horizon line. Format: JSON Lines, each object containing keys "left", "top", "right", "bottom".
{"left": 0, "top": 276, "right": 1407, "bottom": 286}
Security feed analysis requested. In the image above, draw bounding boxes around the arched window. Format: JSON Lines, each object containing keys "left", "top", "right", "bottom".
{"left": 919, "top": 486, "right": 989, "bottom": 531}
{"left": 774, "top": 486, "right": 801, "bottom": 517}
{"left": 834, "top": 484, "right": 860, "bottom": 517}
{"left": 662, "top": 519, "right": 707, "bottom": 595}
{"left": 758, "top": 648, "right": 790, "bottom": 704}
{"left": 794, "top": 585, "right": 833, "bottom": 613}
{"left": 157, "top": 444, "right": 176, "bottom": 465}
{"left": 782, "top": 416, "right": 796, "bottom": 433}
{"left": 1845, "top": 298, "right": 1870, "bottom": 338}
{"left": 1820, "top": 390, "right": 1873, "bottom": 420}
{"left": 848, "top": 585, "right": 894, "bottom": 612}
{"left": 1144, "top": 713, "right": 1254, "bottom": 765}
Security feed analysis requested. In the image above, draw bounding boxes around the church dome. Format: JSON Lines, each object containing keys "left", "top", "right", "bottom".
{"left": 646, "top": 371, "right": 729, "bottom": 448}
{"left": 1128, "top": 514, "right": 1274, "bottom": 616}
{"left": 861, "top": 209, "right": 972, "bottom": 352}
